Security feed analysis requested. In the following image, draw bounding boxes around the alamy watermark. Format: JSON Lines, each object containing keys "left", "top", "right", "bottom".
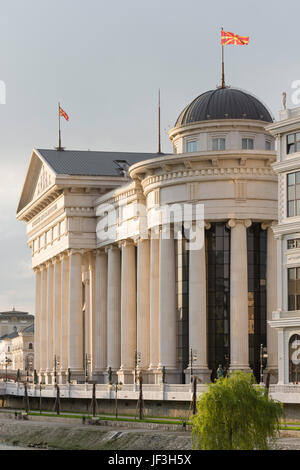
{"left": 96, "top": 200, "right": 205, "bottom": 250}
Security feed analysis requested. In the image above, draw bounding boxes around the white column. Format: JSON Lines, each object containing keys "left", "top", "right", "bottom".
{"left": 149, "top": 233, "right": 160, "bottom": 375}
{"left": 53, "top": 257, "right": 61, "bottom": 366}
{"left": 107, "top": 246, "right": 121, "bottom": 375}
{"left": 60, "top": 252, "right": 69, "bottom": 381}
{"left": 34, "top": 267, "right": 41, "bottom": 372}
{"left": 228, "top": 219, "right": 251, "bottom": 371}
{"left": 264, "top": 223, "right": 278, "bottom": 377}
{"left": 119, "top": 241, "right": 136, "bottom": 383}
{"left": 68, "top": 250, "right": 84, "bottom": 377}
{"left": 46, "top": 261, "right": 54, "bottom": 382}
{"left": 88, "top": 252, "right": 95, "bottom": 375}
{"left": 187, "top": 223, "right": 211, "bottom": 383}
{"left": 94, "top": 249, "right": 107, "bottom": 381}
{"left": 158, "top": 226, "right": 178, "bottom": 382}
{"left": 137, "top": 238, "right": 150, "bottom": 375}
{"left": 40, "top": 264, "right": 47, "bottom": 375}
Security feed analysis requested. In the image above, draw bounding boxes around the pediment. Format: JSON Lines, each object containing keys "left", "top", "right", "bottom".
{"left": 17, "top": 150, "right": 57, "bottom": 215}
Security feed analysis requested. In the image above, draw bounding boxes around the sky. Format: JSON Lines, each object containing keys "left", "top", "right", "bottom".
{"left": 1, "top": 0, "right": 300, "bottom": 313}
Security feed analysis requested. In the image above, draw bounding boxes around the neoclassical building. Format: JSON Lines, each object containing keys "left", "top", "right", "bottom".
{"left": 17, "top": 86, "right": 279, "bottom": 384}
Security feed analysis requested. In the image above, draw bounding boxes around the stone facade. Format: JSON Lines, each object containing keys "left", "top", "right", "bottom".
{"left": 17, "top": 89, "right": 279, "bottom": 385}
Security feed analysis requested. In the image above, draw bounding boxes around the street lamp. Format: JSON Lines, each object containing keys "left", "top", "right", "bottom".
{"left": 190, "top": 349, "right": 197, "bottom": 383}
{"left": 260, "top": 344, "right": 268, "bottom": 384}
{"left": 54, "top": 355, "right": 60, "bottom": 384}
{"left": 85, "top": 354, "right": 91, "bottom": 383}
{"left": 110, "top": 381, "right": 122, "bottom": 419}
{"left": 25, "top": 357, "right": 33, "bottom": 383}
{"left": 134, "top": 351, "right": 141, "bottom": 383}
{"left": 3, "top": 355, "right": 12, "bottom": 382}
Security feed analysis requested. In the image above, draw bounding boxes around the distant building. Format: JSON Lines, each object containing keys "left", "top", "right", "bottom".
{"left": 0, "top": 308, "right": 34, "bottom": 338}
{"left": 11, "top": 323, "right": 34, "bottom": 372}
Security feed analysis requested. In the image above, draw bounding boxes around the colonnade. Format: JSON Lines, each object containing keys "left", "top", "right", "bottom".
{"left": 33, "top": 219, "right": 278, "bottom": 384}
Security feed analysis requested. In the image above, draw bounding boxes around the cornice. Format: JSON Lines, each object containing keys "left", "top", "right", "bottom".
{"left": 272, "top": 156, "right": 300, "bottom": 174}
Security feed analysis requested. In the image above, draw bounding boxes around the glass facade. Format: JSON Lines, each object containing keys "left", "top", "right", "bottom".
{"left": 247, "top": 223, "right": 267, "bottom": 382}
{"left": 175, "top": 235, "right": 189, "bottom": 382}
{"left": 288, "top": 267, "right": 300, "bottom": 311}
{"left": 206, "top": 223, "right": 231, "bottom": 380}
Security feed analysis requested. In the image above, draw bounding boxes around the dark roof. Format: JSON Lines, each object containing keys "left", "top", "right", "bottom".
{"left": 21, "top": 323, "right": 34, "bottom": 334}
{"left": 175, "top": 87, "right": 273, "bottom": 127}
{"left": 0, "top": 309, "right": 33, "bottom": 319}
{"left": 0, "top": 331, "right": 19, "bottom": 341}
{"left": 37, "top": 149, "right": 167, "bottom": 177}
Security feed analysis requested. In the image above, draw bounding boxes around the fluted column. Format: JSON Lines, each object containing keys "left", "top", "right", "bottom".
{"left": 53, "top": 257, "right": 61, "bottom": 371}
{"left": 94, "top": 249, "right": 107, "bottom": 382}
{"left": 228, "top": 219, "right": 251, "bottom": 371}
{"left": 187, "top": 222, "right": 211, "bottom": 383}
{"left": 68, "top": 250, "right": 84, "bottom": 377}
{"left": 263, "top": 222, "right": 278, "bottom": 378}
{"left": 88, "top": 252, "right": 95, "bottom": 375}
{"left": 118, "top": 240, "right": 136, "bottom": 383}
{"left": 45, "top": 261, "right": 54, "bottom": 383}
{"left": 137, "top": 238, "right": 150, "bottom": 376}
{"left": 34, "top": 267, "right": 42, "bottom": 372}
{"left": 60, "top": 252, "right": 69, "bottom": 381}
{"left": 158, "top": 226, "right": 178, "bottom": 382}
{"left": 149, "top": 231, "right": 160, "bottom": 383}
{"left": 40, "top": 264, "right": 47, "bottom": 377}
{"left": 106, "top": 246, "right": 121, "bottom": 378}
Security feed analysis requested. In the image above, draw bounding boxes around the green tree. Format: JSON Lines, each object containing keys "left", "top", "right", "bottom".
{"left": 191, "top": 371, "right": 283, "bottom": 450}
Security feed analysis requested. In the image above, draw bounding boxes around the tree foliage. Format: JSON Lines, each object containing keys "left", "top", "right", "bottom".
{"left": 191, "top": 371, "right": 283, "bottom": 450}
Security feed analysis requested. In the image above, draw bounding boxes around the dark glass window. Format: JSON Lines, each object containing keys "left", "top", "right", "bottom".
{"left": 287, "top": 133, "right": 300, "bottom": 154}
{"left": 247, "top": 224, "right": 267, "bottom": 383}
{"left": 242, "top": 138, "right": 254, "bottom": 150}
{"left": 265, "top": 140, "right": 271, "bottom": 150}
{"left": 206, "top": 223, "right": 230, "bottom": 380}
{"left": 175, "top": 234, "right": 189, "bottom": 382}
{"left": 287, "top": 171, "right": 300, "bottom": 217}
{"left": 288, "top": 267, "right": 300, "bottom": 311}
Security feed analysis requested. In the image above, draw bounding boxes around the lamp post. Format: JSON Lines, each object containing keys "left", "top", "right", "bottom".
{"left": 134, "top": 351, "right": 141, "bottom": 384}
{"left": 25, "top": 357, "right": 33, "bottom": 383}
{"left": 4, "top": 355, "right": 12, "bottom": 382}
{"left": 190, "top": 349, "right": 197, "bottom": 383}
{"left": 54, "top": 355, "right": 60, "bottom": 385}
{"left": 110, "top": 381, "right": 122, "bottom": 419}
{"left": 85, "top": 354, "right": 91, "bottom": 383}
{"left": 260, "top": 344, "right": 268, "bottom": 385}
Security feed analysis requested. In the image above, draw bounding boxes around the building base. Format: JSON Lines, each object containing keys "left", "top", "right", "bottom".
{"left": 117, "top": 369, "right": 135, "bottom": 384}
{"left": 184, "top": 367, "right": 212, "bottom": 384}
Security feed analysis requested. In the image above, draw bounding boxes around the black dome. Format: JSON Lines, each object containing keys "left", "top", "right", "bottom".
{"left": 175, "top": 87, "right": 273, "bottom": 127}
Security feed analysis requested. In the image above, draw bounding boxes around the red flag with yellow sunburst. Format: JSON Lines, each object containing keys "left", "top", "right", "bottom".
{"left": 221, "top": 30, "right": 249, "bottom": 45}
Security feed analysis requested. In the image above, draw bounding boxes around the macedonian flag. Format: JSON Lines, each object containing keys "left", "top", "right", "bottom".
{"left": 59, "top": 105, "right": 69, "bottom": 121}
{"left": 221, "top": 30, "right": 249, "bottom": 45}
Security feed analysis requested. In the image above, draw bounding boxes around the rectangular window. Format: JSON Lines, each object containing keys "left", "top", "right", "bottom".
{"left": 187, "top": 140, "right": 197, "bottom": 152}
{"left": 287, "top": 171, "right": 300, "bottom": 217}
{"left": 288, "top": 267, "right": 300, "bottom": 310}
{"left": 265, "top": 140, "right": 271, "bottom": 150}
{"left": 288, "top": 239, "right": 300, "bottom": 249}
{"left": 242, "top": 138, "right": 254, "bottom": 150}
{"left": 287, "top": 133, "right": 300, "bottom": 154}
{"left": 212, "top": 137, "right": 225, "bottom": 151}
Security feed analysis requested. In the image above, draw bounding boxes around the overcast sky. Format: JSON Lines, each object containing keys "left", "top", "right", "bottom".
{"left": 1, "top": 0, "right": 299, "bottom": 313}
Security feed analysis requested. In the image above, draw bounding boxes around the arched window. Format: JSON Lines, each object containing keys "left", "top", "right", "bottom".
{"left": 28, "top": 343, "right": 33, "bottom": 350}
{"left": 289, "top": 334, "right": 300, "bottom": 383}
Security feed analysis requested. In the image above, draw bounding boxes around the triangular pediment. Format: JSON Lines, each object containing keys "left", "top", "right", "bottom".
{"left": 17, "top": 149, "right": 57, "bottom": 215}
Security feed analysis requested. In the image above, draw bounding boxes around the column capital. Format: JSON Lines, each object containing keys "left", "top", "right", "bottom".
{"left": 227, "top": 218, "right": 252, "bottom": 229}
{"left": 118, "top": 239, "right": 135, "bottom": 249}
{"left": 261, "top": 220, "right": 277, "bottom": 230}
{"left": 68, "top": 249, "right": 84, "bottom": 257}
{"left": 96, "top": 248, "right": 106, "bottom": 257}
{"left": 104, "top": 244, "right": 119, "bottom": 254}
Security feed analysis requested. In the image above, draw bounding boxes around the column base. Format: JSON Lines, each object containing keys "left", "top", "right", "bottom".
{"left": 44, "top": 370, "right": 52, "bottom": 384}
{"left": 229, "top": 366, "right": 252, "bottom": 374}
{"left": 184, "top": 367, "right": 212, "bottom": 384}
{"left": 104, "top": 368, "right": 119, "bottom": 384}
{"left": 157, "top": 366, "right": 182, "bottom": 384}
{"left": 58, "top": 371, "right": 68, "bottom": 384}
{"left": 147, "top": 367, "right": 163, "bottom": 384}
{"left": 264, "top": 367, "right": 278, "bottom": 384}
{"left": 117, "top": 368, "right": 135, "bottom": 384}
{"left": 91, "top": 370, "right": 107, "bottom": 384}
{"left": 67, "top": 370, "right": 85, "bottom": 384}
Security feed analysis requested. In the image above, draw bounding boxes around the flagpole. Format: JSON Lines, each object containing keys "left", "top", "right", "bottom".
{"left": 221, "top": 27, "right": 225, "bottom": 88}
{"left": 158, "top": 88, "right": 161, "bottom": 154}
{"left": 58, "top": 102, "right": 62, "bottom": 150}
